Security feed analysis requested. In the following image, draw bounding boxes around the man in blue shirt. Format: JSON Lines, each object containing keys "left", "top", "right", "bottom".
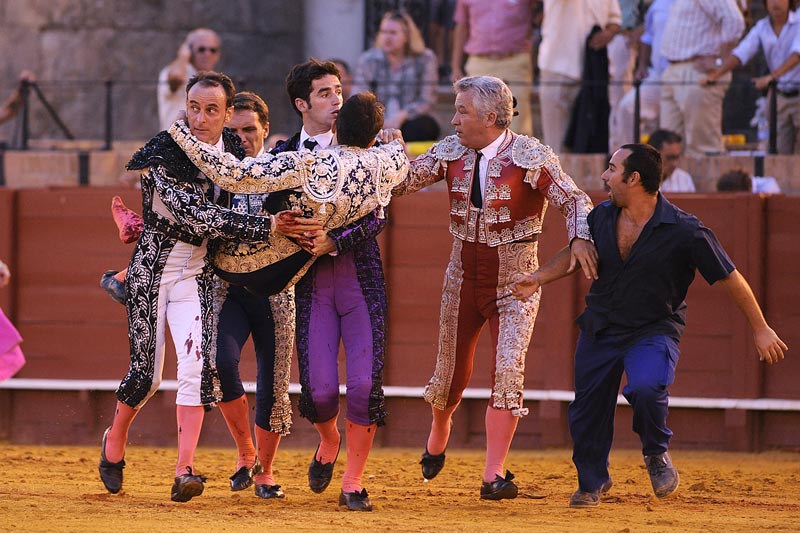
{"left": 511, "top": 143, "right": 788, "bottom": 508}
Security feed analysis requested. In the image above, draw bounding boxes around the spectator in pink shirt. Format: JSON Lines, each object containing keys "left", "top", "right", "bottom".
{"left": 450, "top": 0, "right": 536, "bottom": 136}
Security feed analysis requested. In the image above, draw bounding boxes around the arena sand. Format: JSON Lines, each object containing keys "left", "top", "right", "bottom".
{"left": 1, "top": 445, "right": 798, "bottom": 532}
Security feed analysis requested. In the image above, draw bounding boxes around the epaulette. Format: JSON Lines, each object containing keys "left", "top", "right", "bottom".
{"left": 510, "top": 134, "right": 553, "bottom": 170}
{"left": 433, "top": 134, "right": 468, "bottom": 161}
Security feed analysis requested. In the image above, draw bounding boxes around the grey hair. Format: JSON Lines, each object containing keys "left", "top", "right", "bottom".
{"left": 453, "top": 76, "right": 513, "bottom": 129}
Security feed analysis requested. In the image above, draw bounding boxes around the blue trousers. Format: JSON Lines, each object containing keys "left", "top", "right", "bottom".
{"left": 569, "top": 333, "right": 679, "bottom": 492}
{"left": 216, "top": 285, "right": 276, "bottom": 430}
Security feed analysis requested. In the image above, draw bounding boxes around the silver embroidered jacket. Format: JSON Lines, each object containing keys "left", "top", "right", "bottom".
{"left": 393, "top": 133, "right": 593, "bottom": 246}
{"left": 169, "top": 120, "right": 409, "bottom": 229}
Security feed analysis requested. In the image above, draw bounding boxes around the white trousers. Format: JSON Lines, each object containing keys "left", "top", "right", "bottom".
{"left": 609, "top": 70, "right": 662, "bottom": 151}
{"left": 151, "top": 241, "right": 208, "bottom": 406}
{"left": 539, "top": 70, "right": 581, "bottom": 153}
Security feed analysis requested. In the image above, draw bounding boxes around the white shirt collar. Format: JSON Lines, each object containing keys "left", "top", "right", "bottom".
{"left": 478, "top": 130, "right": 507, "bottom": 160}
{"left": 300, "top": 127, "right": 334, "bottom": 150}
{"left": 213, "top": 135, "right": 225, "bottom": 151}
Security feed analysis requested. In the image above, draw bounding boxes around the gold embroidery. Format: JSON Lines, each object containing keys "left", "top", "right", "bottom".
{"left": 483, "top": 206, "right": 497, "bottom": 224}
{"left": 492, "top": 241, "right": 540, "bottom": 410}
{"left": 213, "top": 233, "right": 303, "bottom": 274}
{"left": 451, "top": 175, "right": 470, "bottom": 194}
{"left": 423, "top": 239, "right": 463, "bottom": 410}
{"left": 268, "top": 287, "right": 295, "bottom": 435}
{"left": 169, "top": 121, "right": 410, "bottom": 235}
{"left": 497, "top": 184, "right": 511, "bottom": 200}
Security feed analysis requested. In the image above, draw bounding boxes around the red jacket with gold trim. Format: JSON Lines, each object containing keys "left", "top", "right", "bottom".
{"left": 394, "top": 132, "right": 593, "bottom": 246}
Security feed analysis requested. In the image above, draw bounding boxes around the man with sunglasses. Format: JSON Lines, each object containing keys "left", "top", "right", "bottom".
{"left": 158, "top": 28, "right": 221, "bottom": 131}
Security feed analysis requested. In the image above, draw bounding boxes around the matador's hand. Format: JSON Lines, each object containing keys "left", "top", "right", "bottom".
{"left": 302, "top": 230, "right": 337, "bottom": 256}
{"left": 376, "top": 128, "right": 405, "bottom": 148}
{"left": 271, "top": 210, "right": 323, "bottom": 239}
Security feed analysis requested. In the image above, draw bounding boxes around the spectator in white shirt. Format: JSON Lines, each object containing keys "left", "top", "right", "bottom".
{"left": 538, "top": 0, "right": 621, "bottom": 152}
{"left": 158, "top": 28, "right": 221, "bottom": 131}
{"left": 717, "top": 168, "right": 783, "bottom": 193}
{"left": 659, "top": 0, "right": 744, "bottom": 156}
{"left": 609, "top": 0, "right": 675, "bottom": 150}
{"left": 703, "top": 0, "right": 800, "bottom": 154}
{"left": 648, "top": 129, "right": 696, "bottom": 192}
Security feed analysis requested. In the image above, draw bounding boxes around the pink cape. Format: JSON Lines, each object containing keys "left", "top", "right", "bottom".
{"left": 0, "top": 308, "right": 25, "bottom": 381}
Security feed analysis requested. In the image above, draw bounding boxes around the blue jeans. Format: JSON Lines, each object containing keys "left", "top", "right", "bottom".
{"left": 569, "top": 333, "right": 680, "bottom": 492}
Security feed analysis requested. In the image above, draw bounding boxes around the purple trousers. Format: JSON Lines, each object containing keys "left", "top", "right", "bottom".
{"left": 296, "top": 247, "right": 387, "bottom": 426}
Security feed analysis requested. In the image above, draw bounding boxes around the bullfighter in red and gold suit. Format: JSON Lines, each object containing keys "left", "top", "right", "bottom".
{"left": 389, "top": 76, "right": 599, "bottom": 500}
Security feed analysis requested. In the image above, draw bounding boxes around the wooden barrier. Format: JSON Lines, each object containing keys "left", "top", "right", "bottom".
{"left": 0, "top": 187, "right": 798, "bottom": 451}
{"left": 3, "top": 149, "right": 800, "bottom": 193}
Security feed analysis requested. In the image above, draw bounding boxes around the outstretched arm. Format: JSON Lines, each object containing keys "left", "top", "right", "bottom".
{"left": 150, "top": 165, "right": 273, "bottom": 243}
{"left": 511, "top": 246, "right": 577, "bottom": 300}
{"left": 718, "top": 269, "right": 787, "bottom": 364}
{"left": 169, "top": 120, "right": 310, "bottom": 193}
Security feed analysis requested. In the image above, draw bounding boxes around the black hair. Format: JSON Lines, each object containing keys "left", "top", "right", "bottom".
{"left": 285, "top": 58, "right": 341, "bottom": 118}
{"left": 619, "top": 143, "right": 662, "bottom": 194}
{"left": 186, "top": 70, "right": 235, "bottom": 107}
{"left": 647, "top": 129, "right": 682, "bottom": 150}
{"left": 717, "top": 168, "right": 752, "bottom": 192}
{"left": 336, "top": 92, "right": 384, "bottom": 148}
{"left": 232, "top": 91, "right": 269, "bottom": 126}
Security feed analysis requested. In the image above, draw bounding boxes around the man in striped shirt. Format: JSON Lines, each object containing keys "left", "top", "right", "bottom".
{"left": 658, "top": 0, "right": 745, "bottom": 156}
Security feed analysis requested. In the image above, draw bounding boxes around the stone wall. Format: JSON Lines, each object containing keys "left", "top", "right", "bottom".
{"left": 0, "top": 0, "right": 305, "bottom": 144}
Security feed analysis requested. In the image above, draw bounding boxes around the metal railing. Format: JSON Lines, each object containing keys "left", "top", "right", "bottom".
{"left": 4, "top": 76, "right": 787, "bottom": 154}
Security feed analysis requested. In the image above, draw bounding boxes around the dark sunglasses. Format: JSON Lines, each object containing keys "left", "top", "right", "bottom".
{"left": 195, "top": 46, "right": 219, "bottom": 54}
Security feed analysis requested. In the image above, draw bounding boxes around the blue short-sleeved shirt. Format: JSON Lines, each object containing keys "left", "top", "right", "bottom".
{"left": 577, "top": 194, "right": 735, "bottom": 346}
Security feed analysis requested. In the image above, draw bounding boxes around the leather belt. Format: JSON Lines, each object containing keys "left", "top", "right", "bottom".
{"left": 667, "top": 55, "right": 714, "bottom": 64}
{"left": 474, "top": 51, "right": 521, "bottom": 61}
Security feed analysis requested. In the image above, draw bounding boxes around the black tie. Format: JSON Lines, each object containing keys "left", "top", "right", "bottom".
{"left": 303, "top": 138, "right": 318, "bottom": 151}
{"left": 470, "top": 151, "right": 483, "bottom": 209}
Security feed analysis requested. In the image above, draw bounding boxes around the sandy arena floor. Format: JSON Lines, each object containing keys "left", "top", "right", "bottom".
{"left": 0, "top": 444, "right": 798, "bottom": 532}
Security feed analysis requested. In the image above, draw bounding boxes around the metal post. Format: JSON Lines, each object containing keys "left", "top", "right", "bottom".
{"left": 633, "top": 78, "right": 642, "bottom": 143}
{"left": 20, "top": 80, "right": 30, "bottom": 151}
{"left": 768, "top": 80, "right": 778, "bottom": 154}
{"left": 104, "top": 80, "right": 113, "bottom": 150}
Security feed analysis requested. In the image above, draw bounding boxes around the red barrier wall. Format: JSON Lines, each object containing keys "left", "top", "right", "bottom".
{"left": 0, "top": 188, "right": 798, "bottom": 452}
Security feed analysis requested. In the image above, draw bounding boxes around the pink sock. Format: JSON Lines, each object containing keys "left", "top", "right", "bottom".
{"left": 483, "top": 406, "right": 518, "bottom": 482}
{"left": 175, "top": 405, "right": 205, "bottom": 476}
{"left": 104, "top": 400, "right": 138, "bottom": 463}
{"left": 218, "top": 395, "right": 256, "bottom": 469}
{"left": 254, "top": 425, "right": 281, "bottom": 486}
{"left": 313, "top": 415, "right": 341, "bottom": 464}
{"left": 341, "top": 421, "right": 377, "bottom": 493}
{"left": 113, "top": 269, "right": 127, "bottom": 283}
{"left": 426, "top": 403, "right": 458, "bottom": 455}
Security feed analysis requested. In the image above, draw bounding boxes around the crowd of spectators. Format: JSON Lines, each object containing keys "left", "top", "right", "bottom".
{"left": 4, "top": 1, "right": 798, "bottom": 174}
{"left": 352, "top": 1, "right": 798, "bottom": 160}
